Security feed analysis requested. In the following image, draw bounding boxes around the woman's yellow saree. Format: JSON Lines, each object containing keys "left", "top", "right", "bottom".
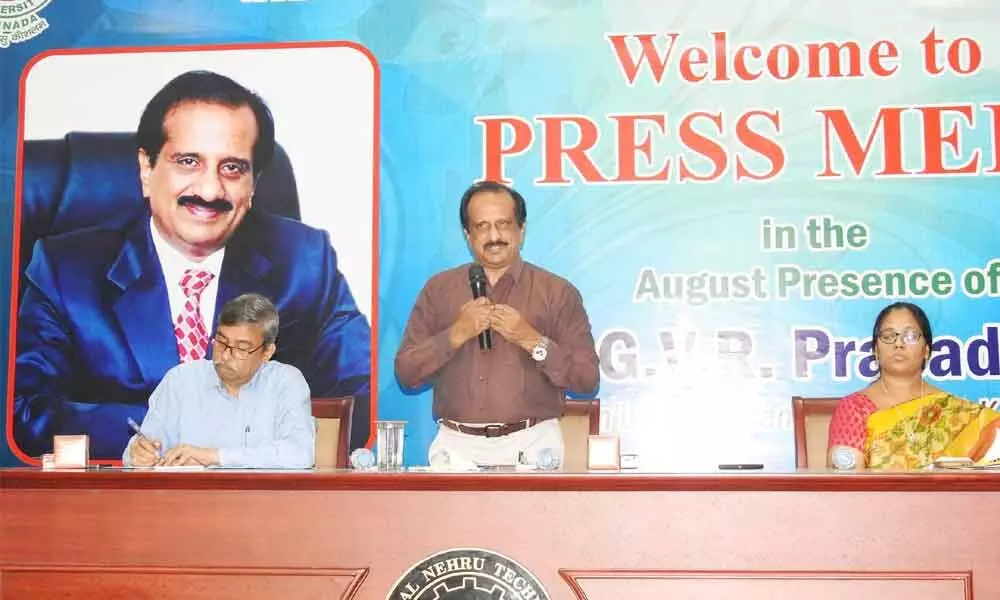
{"left": 865, "top": 392, "right": 1000, "bottom": 469}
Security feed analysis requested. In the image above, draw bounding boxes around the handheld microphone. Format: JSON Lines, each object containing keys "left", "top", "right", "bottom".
{"left": 468, "top": 264, "right": 492, "bottom": 351}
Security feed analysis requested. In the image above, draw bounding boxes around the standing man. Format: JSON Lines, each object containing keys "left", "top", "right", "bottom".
{"left": 125, "top": 293, "right": 315, "bottom": 469}
{"left": 395, "top": 181, "right": 599, "bottom": 466}
{"left": 14, "top": 70, "right": 369, "bottom": 459}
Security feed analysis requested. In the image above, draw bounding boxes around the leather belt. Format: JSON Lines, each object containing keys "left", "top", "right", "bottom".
{"left": 441, "top": 418, "right": 539, "bottom": 438}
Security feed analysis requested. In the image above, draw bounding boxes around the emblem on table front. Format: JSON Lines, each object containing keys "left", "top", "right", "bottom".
{"left": 387, "top": 548, "right": 551, "bottom": 600}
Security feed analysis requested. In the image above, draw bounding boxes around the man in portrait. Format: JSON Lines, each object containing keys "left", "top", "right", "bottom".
{"left": 13, "top": 70, "right": 370, "bottom": 459}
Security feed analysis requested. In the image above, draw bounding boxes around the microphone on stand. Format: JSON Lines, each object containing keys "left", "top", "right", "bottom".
{"left": 468, "top": 264, "right": 492, "bottom": 351}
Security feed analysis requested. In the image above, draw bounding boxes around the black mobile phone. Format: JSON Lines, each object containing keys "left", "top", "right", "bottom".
{"left": 718, "top": 463, "right": 764, "bottom": 470}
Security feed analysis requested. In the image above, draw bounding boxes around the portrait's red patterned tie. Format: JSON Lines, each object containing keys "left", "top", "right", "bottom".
{"left": 174, "top": 269, "right": 214, "bottom": 362}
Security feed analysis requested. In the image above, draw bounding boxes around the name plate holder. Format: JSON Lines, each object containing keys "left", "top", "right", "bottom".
{"left": 52, "top": 434, "right": 90, "bottom": 469}
{"left": 587, "top": 434, "right": 621, "bottom": 470}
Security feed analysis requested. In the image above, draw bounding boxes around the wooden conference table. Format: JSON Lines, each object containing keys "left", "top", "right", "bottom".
{"left": 2, "top": 468, "right": 999, "bottom": 599}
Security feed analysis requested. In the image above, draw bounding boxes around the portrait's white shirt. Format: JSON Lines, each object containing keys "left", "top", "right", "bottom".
{"left": 149, "top": 217, "right": 225, "bottom": 332}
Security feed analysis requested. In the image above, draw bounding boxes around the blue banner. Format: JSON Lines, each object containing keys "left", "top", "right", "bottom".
{"left": 3, "top": 0, "right": 1000, "bottom": 467}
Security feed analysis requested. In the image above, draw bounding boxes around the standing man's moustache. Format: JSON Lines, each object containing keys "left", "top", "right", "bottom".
{"left": 177, "top": 195, "right": 234, "bottom": 212}
{"left": 485, "top": 241, "right": 508, "bottom": 250}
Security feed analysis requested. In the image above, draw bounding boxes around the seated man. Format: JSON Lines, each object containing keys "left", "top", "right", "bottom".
{"left": 124, "top": 293, "right": 315, "bottom": 468}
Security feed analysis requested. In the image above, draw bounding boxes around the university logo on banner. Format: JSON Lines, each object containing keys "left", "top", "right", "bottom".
{"left": 388, "top": 548, "right": 551, "bottom": 600}
{"left": 0, "top": 0, "right": 51, "bottom": 48}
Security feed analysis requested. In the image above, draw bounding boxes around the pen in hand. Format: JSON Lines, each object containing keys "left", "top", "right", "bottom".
{"left": 127, "top": 417, "right": 163, "bottom": 461}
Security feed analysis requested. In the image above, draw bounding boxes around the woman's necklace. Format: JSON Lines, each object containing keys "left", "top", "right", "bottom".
{"left": 880, "top": 376, "right": 925, "bottom": 403}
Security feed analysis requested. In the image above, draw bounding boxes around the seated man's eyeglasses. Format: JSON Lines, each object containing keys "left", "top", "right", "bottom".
{"left": 212, "top": 336, "right": 266, "bottom": 360}
{"left": 877, "top": 328, "right": 923, "bottom": 345}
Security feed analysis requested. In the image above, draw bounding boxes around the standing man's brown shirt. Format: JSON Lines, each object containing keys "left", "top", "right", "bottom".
{"left": 395, "top": 259, "right": 599, "bottom": 423}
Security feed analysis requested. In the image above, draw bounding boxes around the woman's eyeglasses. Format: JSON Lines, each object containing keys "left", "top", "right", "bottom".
{"left": 877, "top": 329, "right": 923, "bottom": 345}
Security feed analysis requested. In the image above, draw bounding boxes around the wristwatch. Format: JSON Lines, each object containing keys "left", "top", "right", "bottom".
{"left": 531, "top": 336, "right": 550, "bottom": 362}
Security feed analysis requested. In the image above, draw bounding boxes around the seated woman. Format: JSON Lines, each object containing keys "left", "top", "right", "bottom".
{"left": 827, "top": 301, "right": 1000, "bottom": 470}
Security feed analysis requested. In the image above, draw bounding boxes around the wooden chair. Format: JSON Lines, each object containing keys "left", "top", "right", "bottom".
{"left": 560, "top": 398, "right": 600, "bottom": 471}
{"left": 312, "top": 397, "right": 354, "bottom": 468}
{"left": 791, "top": 396, "right": 840, "bottom": 469}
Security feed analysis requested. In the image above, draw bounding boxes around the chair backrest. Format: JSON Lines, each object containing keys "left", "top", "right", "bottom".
{"left": 560, "top": 398, "right": 600, "bottom": 471}
{"left": 19, "top": 132, "right": 301, "bottom": 298}
{"left": 791, "top": 396, "right": 840, "bottom": 469}
{"left": 312, "top": 396, "right": 354, "bottom": 468}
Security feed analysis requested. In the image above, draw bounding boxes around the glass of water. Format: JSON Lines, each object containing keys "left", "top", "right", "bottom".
{"left": 375, "top": 420, "right": 406, "bottom": 470}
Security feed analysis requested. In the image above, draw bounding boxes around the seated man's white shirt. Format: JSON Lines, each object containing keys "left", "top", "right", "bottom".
{"left": 123, "top": 359, "right": 315, "bottom": 468}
